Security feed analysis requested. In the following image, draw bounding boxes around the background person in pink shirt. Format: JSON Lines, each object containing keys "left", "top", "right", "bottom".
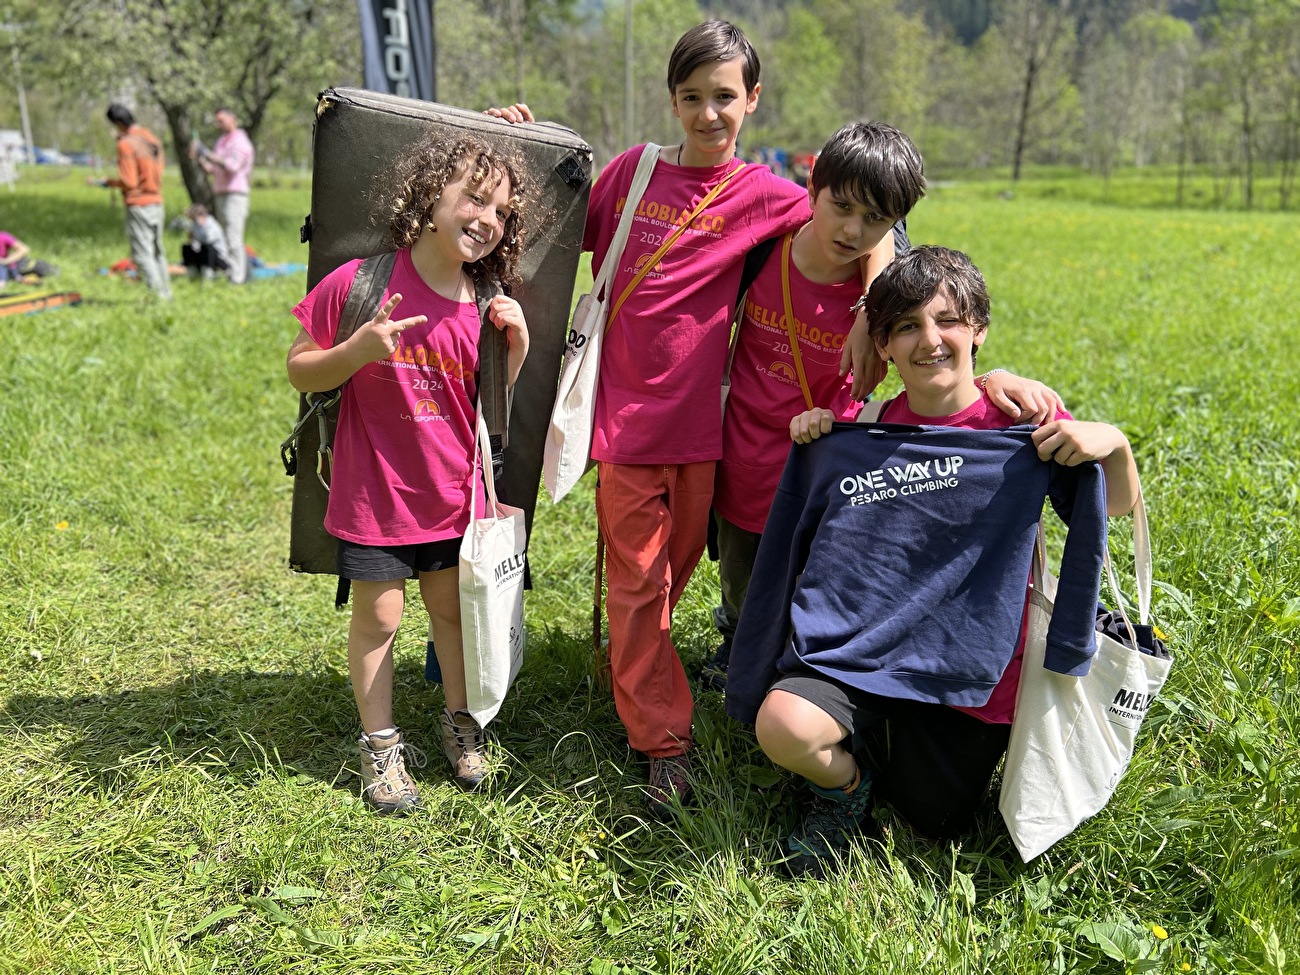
{"left": 192, "top": 107, "right": 254, "bottom": 284}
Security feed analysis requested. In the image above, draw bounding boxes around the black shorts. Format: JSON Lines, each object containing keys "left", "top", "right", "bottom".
{"left": 771, "top": 669, "right": 1011, "bottom": 839}
{"left": 335, "top": 536, "right": 462, "bottom": 582}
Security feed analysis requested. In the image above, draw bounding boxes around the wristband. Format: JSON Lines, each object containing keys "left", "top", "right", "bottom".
{"left": 978, "top": 368, "right": 1007, "bottom": 391}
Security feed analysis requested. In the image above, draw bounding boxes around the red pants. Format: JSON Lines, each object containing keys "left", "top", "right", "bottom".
{"left": 596, "top": 461, "right": 714, "bottom": 757}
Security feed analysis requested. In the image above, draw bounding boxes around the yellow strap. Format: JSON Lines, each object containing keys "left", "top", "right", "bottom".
{"left": 780, "top": 232, "right": 814, "bottom": 410}
{"left": 605, "top": 162, "right": 745, "bottom": 332}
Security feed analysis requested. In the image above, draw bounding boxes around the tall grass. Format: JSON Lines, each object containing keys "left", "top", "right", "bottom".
{"left": 1, "top": 170, "right": 1297, "bottom": 973}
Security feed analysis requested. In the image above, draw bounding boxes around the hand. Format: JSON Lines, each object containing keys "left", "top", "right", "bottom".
{"left": 790, "top": 408, "right": 836, "bottom": 443}
{"left": 839, "top": 307, "right": 887, "bottom": 400}
{"left": 1031, "top": 420, "right": 1126, "bottom": 466}
{"left": 484, "top": 103, "right": 534, "bottom": 124}
{"left": 348, "top": 293, "right": 427, "bottom": 364}
{"left": 488, "top": 295, "right": 529, "bottom": 384}
{"left": 984, "top": 372, "right": 1065, "bottom": 424}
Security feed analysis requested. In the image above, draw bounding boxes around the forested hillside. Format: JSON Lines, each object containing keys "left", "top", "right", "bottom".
{"left": 4, "top": 0, "right": 1295, "bottom": 208}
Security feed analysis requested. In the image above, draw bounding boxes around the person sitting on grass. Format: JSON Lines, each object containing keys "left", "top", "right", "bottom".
{"left": 179, "top": 204, "right": 232, "bottom": 281}
{"left": 725, "top": 246, "right": 1140, "bottom": 875}
{"left": 0, "top": 229, "right": 56, "bottom": 283}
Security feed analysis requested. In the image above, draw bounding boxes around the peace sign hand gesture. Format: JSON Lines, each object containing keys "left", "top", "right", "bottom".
{"left": 349, "top": 293, "right": 428, "bottom": 365}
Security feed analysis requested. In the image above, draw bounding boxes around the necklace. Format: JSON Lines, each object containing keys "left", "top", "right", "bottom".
{"left": 677, "top": 143, "right": 683, "bottom": 166}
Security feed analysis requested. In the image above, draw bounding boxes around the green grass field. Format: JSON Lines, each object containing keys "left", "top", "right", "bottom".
{"left": 2, "top": 168, "right": 1298, "bottom": 974}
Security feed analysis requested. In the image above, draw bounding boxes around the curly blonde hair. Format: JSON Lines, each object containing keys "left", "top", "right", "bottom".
{"left": 384, "top": 130, "right": 534, "bottom": 291}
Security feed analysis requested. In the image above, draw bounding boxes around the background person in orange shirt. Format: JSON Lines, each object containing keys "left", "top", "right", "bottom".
{"left": 94, "top": 104, "right": 172, "bottom": 299}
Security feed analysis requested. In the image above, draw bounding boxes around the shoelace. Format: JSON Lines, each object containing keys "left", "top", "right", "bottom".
{"left": 366, "top": 739, "right": 427, "bottom": 774}
{"left": 448, "top": 719, "right": 487, "bottom": 752}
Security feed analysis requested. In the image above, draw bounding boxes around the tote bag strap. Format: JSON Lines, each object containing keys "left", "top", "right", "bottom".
{"left": 778, "top": 231, "right": 815, "bottom": 410}
{"left": 1101, "top": 486, "right": 1152, "bottom": 648}
{"left": 466, "top": 400, "right": 501, "bottom": 550}
{"left": 606, "top": 162, "right": 746, "bottom": 331}
{"left": 587, "top": 144, "right": 660, "bottom": 306}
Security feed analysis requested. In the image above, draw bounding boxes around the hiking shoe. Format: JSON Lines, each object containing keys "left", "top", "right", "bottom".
{"left": 784, "top": 772, "right": 873, "bottom": 877}
{"left": 646, "top": 751, "right": 693, "bottom": 820}
{"left": 440, "top": 708, "right": 489, "bottom": 790}
{"left": 698, "top": 640, "right": 731, "bottom": 693}
{"left": 357, "top": 728, "right": 423, "bottom": 815}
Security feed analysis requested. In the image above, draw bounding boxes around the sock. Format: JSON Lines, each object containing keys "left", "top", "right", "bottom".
{"left": 367, "top": 726, "right": 398, "bottom": 740}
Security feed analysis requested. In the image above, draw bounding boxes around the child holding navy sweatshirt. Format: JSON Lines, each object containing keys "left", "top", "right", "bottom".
{"left": 726, "top": 246, "right": 1139, "bottom": 874}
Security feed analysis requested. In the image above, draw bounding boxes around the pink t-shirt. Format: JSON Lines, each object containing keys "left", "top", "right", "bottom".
{"left": 584, "top": 146, "right": 810, "bottom": 464}
{"left": 879, "top": 390, "right": 1072, "bottom": 724}
{"left": 0, "top": 232, "right": 17, "bottom": 259}
{"left": 715, "top": 240, "right": 863, "bottom": 532}
{"left": 211, "top": 128, "right": 254, "bottom": 195}
{"left": 292, "top": 248, "right": 484, "bottom": 546}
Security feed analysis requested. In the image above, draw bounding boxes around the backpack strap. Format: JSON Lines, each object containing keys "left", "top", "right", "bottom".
{"left": 336, "top": 251, "right": 397, "bottom": 349}
{"left": 735, "top": 236, "right": 780, "bottom": 307}
{"left": 474, "top": 275, "right": 510, "bottom": 446}
{"left": 474, "top": 274, "right": 510, "bottom": 490}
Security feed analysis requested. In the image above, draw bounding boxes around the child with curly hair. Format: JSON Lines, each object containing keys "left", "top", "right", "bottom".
{"left": 287, "top": 132, "right": 535, "bottom": 813}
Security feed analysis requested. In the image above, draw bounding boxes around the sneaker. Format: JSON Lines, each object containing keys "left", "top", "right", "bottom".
{"left": 698, "top": 640, "right": 731, "bottom": 693}
{"left": 440, "top": 708, "right": 489, "bottom": 790}
{"left": 784, "top": 771, "right": 873, "bottom": 877}
{"left": 357, "top": 728, "right": 423, "bottom": 815}
{"left": 646, "top": 751, "right": 693, "bottom": 820}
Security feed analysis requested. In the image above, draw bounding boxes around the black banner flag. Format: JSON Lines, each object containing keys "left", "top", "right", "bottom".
{"left": 359, "top": 0, "right": 435, "bottom": 101}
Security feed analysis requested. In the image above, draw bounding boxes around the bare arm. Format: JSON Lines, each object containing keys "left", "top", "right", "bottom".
{"left": 1032, "top": 420, "right": 1139, "bottom": 517}
{"left": 981, "top": 371, "right": 1066, "bottom": 424}
{"left": 1, "top": 238, "right": 30, "bottom": 266}
{"left": 285, "top": 293, "right": 428, "bottom": 393}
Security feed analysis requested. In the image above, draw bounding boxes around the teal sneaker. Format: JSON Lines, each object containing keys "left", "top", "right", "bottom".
{"left": 784, "top": 771, "right": 873, "bottom": 877}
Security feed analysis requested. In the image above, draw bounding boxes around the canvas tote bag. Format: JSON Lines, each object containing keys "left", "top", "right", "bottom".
{"left": 1000, "top": 490, "right": 1173, "bottom": 861}
{"left": 542, "top": 143, "right": 660, "bottom": 502}
{"left": 459, "top": 405, "right": 529, "bottom": 726}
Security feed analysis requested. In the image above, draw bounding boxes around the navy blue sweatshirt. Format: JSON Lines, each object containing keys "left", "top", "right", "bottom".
{"left": 725, "top": 422, "right": 1107, "bottom": 726}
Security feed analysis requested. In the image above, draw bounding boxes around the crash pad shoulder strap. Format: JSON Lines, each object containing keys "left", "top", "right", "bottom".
{"left": 335, "top": 251, "right": 397, "bottom": 352}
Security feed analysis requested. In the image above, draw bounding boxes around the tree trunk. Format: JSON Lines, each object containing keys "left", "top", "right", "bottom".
{"left": 1011, "top": 54, "right": 1038, "bottom": 181}
{"left": 161, "top": 102, "right": 214, "bottom": 210}
{"left": 1239, "top": 77, "right": 1254, "bottom": 209}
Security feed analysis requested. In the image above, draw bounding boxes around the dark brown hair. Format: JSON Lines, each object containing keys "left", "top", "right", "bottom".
{"left": 666, "top": 20, "right": 760, "bottom": 93}
{"left": 864, "top": 246, "right": 991, "bottom": 348}
{"left": 809, "top": 121, "right": 926, "bottom": 223}
{"left": 384, "top": 130, "right": 535, "bottom": 290}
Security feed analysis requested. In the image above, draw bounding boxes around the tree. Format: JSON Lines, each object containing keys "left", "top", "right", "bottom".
{"left": 7, "top": 0, "right": 358, "bottom": 207}
{"left": 747, "top": 6, "right": 844, "bottom": 152}
{"left": 989, "top": 0, "right": 1078, "bottom": 179}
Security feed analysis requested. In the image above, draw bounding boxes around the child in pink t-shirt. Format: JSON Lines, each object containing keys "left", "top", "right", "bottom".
{"left": 491, "top": 21, "right": 898, "bottom": 818}
{"left": 771, "top": 246, "right": 1139, "bottom": 871}
{"left": 705, "top": 123, "right": 1060, "bottom": 693}
{"left": 286, "top": 132, "right": 535, "bottom": 813}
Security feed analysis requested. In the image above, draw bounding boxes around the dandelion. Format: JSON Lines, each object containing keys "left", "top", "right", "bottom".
{"left": 1154, "top": 625, "right": 1168, "bottom": 641}
{"left": 1151, "top": 924, "right": 1169, "bottom": 940}
{"left": 55, "top": 520, "right": 69, "bottom": 531}
{"left": 1180, "top": 965, "right": 1191, "bottom": 972}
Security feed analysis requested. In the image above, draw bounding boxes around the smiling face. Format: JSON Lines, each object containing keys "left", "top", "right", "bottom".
{"left": 670, "top": 57, "right": 758, "bottom": 167}
{"left": 424, "top": 162, "right": 515, "bottom": 268}
{"left": 875, "top": 289, "right": 986, "bottom": 416}
{"left": 804, "top": 186, "right": 897, "bottom": 276}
